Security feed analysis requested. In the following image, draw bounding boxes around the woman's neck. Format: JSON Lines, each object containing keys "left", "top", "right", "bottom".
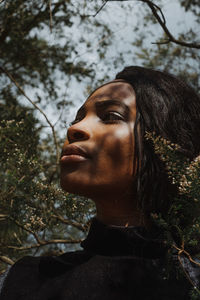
{"left": 96, "top": 212, "right": 146, "bottom": 227}
{"left": 93, "top": 195, "right": 148, "bottom": 227}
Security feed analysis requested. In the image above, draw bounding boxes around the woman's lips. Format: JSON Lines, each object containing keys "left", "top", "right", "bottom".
{"left": 60, "top": 145, "right": 90, "bottom": 164}
{"left": 60, "top": 154, "right": 88, "bottom": 163}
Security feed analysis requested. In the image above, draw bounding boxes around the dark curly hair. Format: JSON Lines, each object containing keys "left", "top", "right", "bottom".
{"left": 116, "top": 66, "right": 200, "bottom": 216}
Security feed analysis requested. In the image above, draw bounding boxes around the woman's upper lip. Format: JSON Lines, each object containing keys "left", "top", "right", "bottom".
{"left": 61, "top": 145, "right": 91, "bottom": 159}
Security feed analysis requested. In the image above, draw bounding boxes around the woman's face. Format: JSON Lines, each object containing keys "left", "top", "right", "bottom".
{"left": 60, "top": 81, "right": 137, "bottom": 199}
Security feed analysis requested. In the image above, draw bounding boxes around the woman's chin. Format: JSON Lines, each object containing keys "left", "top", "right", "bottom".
{"left": 60, "top": 178, "right": 90, "bottom": 197}
{"left": 60, "top": 178, "right": 128, "bottom": 201}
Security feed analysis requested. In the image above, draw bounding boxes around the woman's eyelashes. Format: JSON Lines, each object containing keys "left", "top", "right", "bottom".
{"left": 69, "top": 110, "right": 126, "bottom": 126}
{"left": 70, "top": 113, "right": 84, "bottom": 126}
{"left": 101, "top": 111, "right": 125, "bottom": 123}
{"left": 70, "top": 118, "right": 81, "bottom": 126}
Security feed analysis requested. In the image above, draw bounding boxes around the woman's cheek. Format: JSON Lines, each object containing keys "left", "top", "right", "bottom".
{"left": 100, "top": 127, "right": 134, "bottom": 169}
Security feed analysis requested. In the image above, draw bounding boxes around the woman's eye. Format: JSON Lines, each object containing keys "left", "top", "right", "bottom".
{"left": 102, "top": 112, "right": 124, "bottom": 123}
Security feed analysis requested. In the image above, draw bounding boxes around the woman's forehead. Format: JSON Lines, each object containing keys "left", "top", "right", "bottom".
{"left": 86, "top": 81, "right": 135, "bottom": 102}
{"left": 75, "top": 81, "right": 136, "bottom": 118}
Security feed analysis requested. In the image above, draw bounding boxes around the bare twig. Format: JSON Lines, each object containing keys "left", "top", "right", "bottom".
{"left": 93, "top": 0, "right": 109, "bottom": 17}
{"left": 7, "top": 217, "right": 84, "bottom": 251}
{"left": 175, "top": 244, "right": 200, "bottom": 292}
{"left": 80, "top": 0, "right": 109, "bottom": 18}
{"left": 108, "top": 0, "right": 200, "bottom": 49}
{"left": 0, "top": 66, "right": 60, "bottom": 164}
{"left": 173, "top": 244, "right": 200, "bottom": 293}
{"left": 0, "top": 214, "right": 8, "bottom": 220}
{"left": 140, "top": 0, "right": 200, "bottom": 49}
{"left": 0, "top": 256, "right": 14, "bottom": 265}
{"left": 173, "top": 244, "right": 200, "bottom": 268}
{"left": 49, "top": 0, "right": 53, "bottom": 32}
{"left": 7, "top": 238, "right": 83, "bottom": 250}
{"left": 11, "top": 218, "right": 42, "bottom": 245}
{"left": 52, "top": 214, "right": 88, "bottom": 232}
{"left": 178, "top": 254, "right": 199, "bottom": 291}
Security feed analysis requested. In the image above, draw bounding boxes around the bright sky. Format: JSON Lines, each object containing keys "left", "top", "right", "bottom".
{"left": 19, "top": 0, "right": 199, "bottom": 139}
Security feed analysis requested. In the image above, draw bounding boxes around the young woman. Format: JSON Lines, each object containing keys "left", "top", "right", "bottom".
{"left": 1, "top": 66, "right": 200, "bottom": 299}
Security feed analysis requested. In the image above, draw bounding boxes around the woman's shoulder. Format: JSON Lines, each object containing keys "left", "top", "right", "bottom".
{"left": 0, "top": 251, "right": 89, "bottom": 299}
{"left": 1, "top": 251, "right": 88, "bottom": 281}
{"left": 0, "top": 256, "right": 41, "bottom": 297}
{"left": 0, "top": 257, "right": 39, "bottom": 298}
{"left": 0, "top": 250, "right": 196, "bottom": 300}
{"left": 3, "top": 255, "right": 41, "bottom": 278}
{"left": 0, "top": 251, "right": 91, "bottom": 291}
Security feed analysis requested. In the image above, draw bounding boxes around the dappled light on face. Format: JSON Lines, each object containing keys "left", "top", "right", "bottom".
{"left": 60, "top": 82, "right": 137, "bottom": 200}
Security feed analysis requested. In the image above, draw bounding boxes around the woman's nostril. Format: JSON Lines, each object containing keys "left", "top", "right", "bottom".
{"left": 67, "top": 127, "right": 89, "bottom": 143}
{"left": 73, "top": 131, "right": 85, "bottom": 140}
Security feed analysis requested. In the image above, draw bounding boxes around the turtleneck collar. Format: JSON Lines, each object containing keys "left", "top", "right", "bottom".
{"left": 81, "top": 218, "right": 167, "bottom": 259}
{"left": 39, "top": 218, "right": 167, "bottom": 278}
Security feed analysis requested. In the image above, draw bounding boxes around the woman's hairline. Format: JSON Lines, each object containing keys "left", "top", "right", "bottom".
{"left": 86, "top": 79, "right": 132, "bottom": 100}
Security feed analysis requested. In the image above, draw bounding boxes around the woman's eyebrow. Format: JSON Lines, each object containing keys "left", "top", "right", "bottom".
{"left": 76, "top": 99, "right": 130, "bottom": 117}
{"left": 95, "top": 99, "right": 130, "bottom": 115}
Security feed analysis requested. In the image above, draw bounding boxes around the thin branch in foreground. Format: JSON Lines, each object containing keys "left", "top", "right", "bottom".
{"left": 172, "top": 243, "right": 200, "bottom": 294}
{"left": 80, "top": 0, "right": 109, "bottom": 18}
{"left": 0, "top": 256, "right": 14, "bottom": 266}
{"left": 52, "top": 214, "right": 88, "bottom": 232}
{"left": 49, "top": 0, "right": 53, "bottom": 32}
{"left": 0, "top": 66, "right": 60, "bottom": 164}
{"left": 93, "top": 0, "right": 109, "bottom": 17}
{"left": 10, "top": 218, "right": 42, "bottom": 245}
{"left": 173, "top": 244, "right": 200, "bottom": 268}
{"left": 7, "top": 238, "right": 83, "bottom": 251}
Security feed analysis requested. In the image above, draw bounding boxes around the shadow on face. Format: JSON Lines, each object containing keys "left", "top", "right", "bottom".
{"left": 60, "top": 81, "right": 137, "bottom": 200}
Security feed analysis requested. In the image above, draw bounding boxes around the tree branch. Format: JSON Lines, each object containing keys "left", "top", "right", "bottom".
{"left": 52, "top": 214, "right": 88, "bottom": 232}
{"left": 0, "top": 66, "right": 60, "bottom": 164}
{"left": 11, "top": 218, "right": 42, "bottom": 245}
{"left": 140, "top": 0, "right": 200, "bottom": 49}
{"left": 6, "top": 238, "right": 83, "bottom": 251}
{"left": 108, "top": 0, "right": 200, "bottom": 49}
{"left": 93, "top": 1, "right": 109, "bottom": 17}
{"left": 173, "top": 244, "right": 200, "bottom": 293}
{"left": 0, "top": 256, "right": 14, "bottom": 266}
{"left": 142, "top": 0, "right": 200, "bottom": 49}
{"left": 49, "top": 0, "right": 53, "bottom": 32}
{"left": 6, "top": 217, "right": 84, "bottom": 251}
{"left": 80, "top": 1, "right": 109, "bottom": 18}
{"left": 0, "top": 214, "right": 8, "bottom": 220}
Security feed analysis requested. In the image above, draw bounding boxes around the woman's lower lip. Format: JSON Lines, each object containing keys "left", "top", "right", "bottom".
{"left": 60, "top": 155, "right": 88, "bottom": 163}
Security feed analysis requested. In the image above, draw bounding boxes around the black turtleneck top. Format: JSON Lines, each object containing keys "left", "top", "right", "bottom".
{"left": 0, "top": 218, "right": 198, "bottom": 300}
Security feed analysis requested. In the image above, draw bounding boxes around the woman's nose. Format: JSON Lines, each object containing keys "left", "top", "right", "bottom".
{"left": 67, "top": 124, "right": 90, "bottom": 143}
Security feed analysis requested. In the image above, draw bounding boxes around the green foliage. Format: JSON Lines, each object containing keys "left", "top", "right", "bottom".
{"left": 0, "top": 0, "right": 114, "bottom": 271}
{"left": 146, "top": 132, "right": 200, "bottom": 237}
{"left": 190, "top": 287, "right": 200, "bottom": 300}
{"left": 0, "top": 0, "right": 112, "bottom": 107}
{"left": 131, "top": 0, "right": 200, "bottom": 92}
{"left": 0, "top": 100, "right": 95, "bottom": 272}
{"left": 145, "top": 132, "right": 200, "bottom": 294}
{"left": 0, "top": 1, "right": 199, "bottom": 288}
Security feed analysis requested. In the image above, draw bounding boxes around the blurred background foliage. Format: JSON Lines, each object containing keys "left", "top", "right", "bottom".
{"left": 0, "top": 0, "right": 199, "bottom": 272}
